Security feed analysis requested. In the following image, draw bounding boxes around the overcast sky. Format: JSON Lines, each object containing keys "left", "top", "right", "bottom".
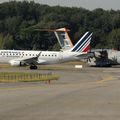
{"left": 0, "top": 0, "right": 120, "bottom": 10}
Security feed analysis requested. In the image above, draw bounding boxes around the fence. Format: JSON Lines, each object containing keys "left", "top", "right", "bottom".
{"left": 0, "top": 72, "right": 59, "bottom": 83}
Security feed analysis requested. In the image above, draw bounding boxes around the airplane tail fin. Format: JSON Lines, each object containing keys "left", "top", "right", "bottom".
{"left": 37, "top": 28, "right": 92, "bottom": 52}
{"left": 54, "top": 28, "right": 73, "bottom": 51}
{"left": 38, "top": 27, "right": 73, "bottom": 51}
{"left": 70, "top": 31, "right": 92, "bottom": 52}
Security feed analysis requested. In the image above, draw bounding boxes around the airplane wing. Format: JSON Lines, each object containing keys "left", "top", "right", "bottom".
{"left": 9, "top": 52, "right": 47, "bottom": 66}
{"left": 19, "top": 52, "right": 41, "bottom": 64}
{"left": 21, "top": 56, "right": 39, "bottom": 65}
{"left": 23, "top": 57, "right": 47, "bottom": 65}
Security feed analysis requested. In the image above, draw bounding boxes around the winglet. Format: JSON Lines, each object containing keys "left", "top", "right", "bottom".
{"left": 37, "top": 52, "right": 42, "bottom": 58}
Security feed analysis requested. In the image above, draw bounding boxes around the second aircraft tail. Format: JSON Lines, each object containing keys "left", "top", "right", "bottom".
{"left": 54, "top": 28, "right": 73, "bottom": 51}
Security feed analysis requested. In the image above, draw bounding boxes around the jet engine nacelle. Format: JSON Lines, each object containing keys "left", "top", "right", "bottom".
{"left": 9, "top": 60, "right": 26, "bottom": 66}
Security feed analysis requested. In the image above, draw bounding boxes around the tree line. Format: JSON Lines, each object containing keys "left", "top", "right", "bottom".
{"left": 0, "top": 1, "right": 120, "bottom": 50}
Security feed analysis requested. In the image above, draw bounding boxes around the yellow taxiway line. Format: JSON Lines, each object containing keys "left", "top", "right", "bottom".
{"left": 97, "top": 76, "right": 113, "bottom": 84}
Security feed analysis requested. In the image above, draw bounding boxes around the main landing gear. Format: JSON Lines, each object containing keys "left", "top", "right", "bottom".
{"left": 30, "top": 65, "right": 38, "bottom": 70}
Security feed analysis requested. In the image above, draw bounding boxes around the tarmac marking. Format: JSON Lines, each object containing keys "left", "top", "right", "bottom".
{"left": 97, "top": 76, "right": 113, "bottom": 84}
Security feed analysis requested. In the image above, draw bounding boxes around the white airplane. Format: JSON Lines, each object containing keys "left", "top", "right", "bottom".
{"left": 0, "top": 31, "right": 92, "bottom": 69}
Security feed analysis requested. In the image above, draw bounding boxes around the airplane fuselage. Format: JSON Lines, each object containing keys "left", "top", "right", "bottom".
{"left": 0, "top": 50, "right": 82, "bottom": 66}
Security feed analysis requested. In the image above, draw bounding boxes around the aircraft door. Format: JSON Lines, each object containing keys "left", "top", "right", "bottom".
{"left": 58, "top": 52, "right": 63, "bottom": 62}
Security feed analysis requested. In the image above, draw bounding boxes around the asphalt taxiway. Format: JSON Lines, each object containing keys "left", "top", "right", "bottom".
{"left": 0, "top": 64, "right": 120, "bottom": 120}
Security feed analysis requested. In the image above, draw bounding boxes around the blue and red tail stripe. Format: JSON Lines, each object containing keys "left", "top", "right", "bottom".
{"left": 71, "top": 32, "right": 92, "bottom": 52}
{"left": 81, "top": 38, "right": 91, "bottom": 52}
{"left": 76, "top": 36, "right": 92, "bottom": 52}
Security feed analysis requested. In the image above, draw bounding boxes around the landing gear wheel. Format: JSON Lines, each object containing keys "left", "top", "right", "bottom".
{"left": 30, "top": 65, "right": 38, "bottom": 70}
